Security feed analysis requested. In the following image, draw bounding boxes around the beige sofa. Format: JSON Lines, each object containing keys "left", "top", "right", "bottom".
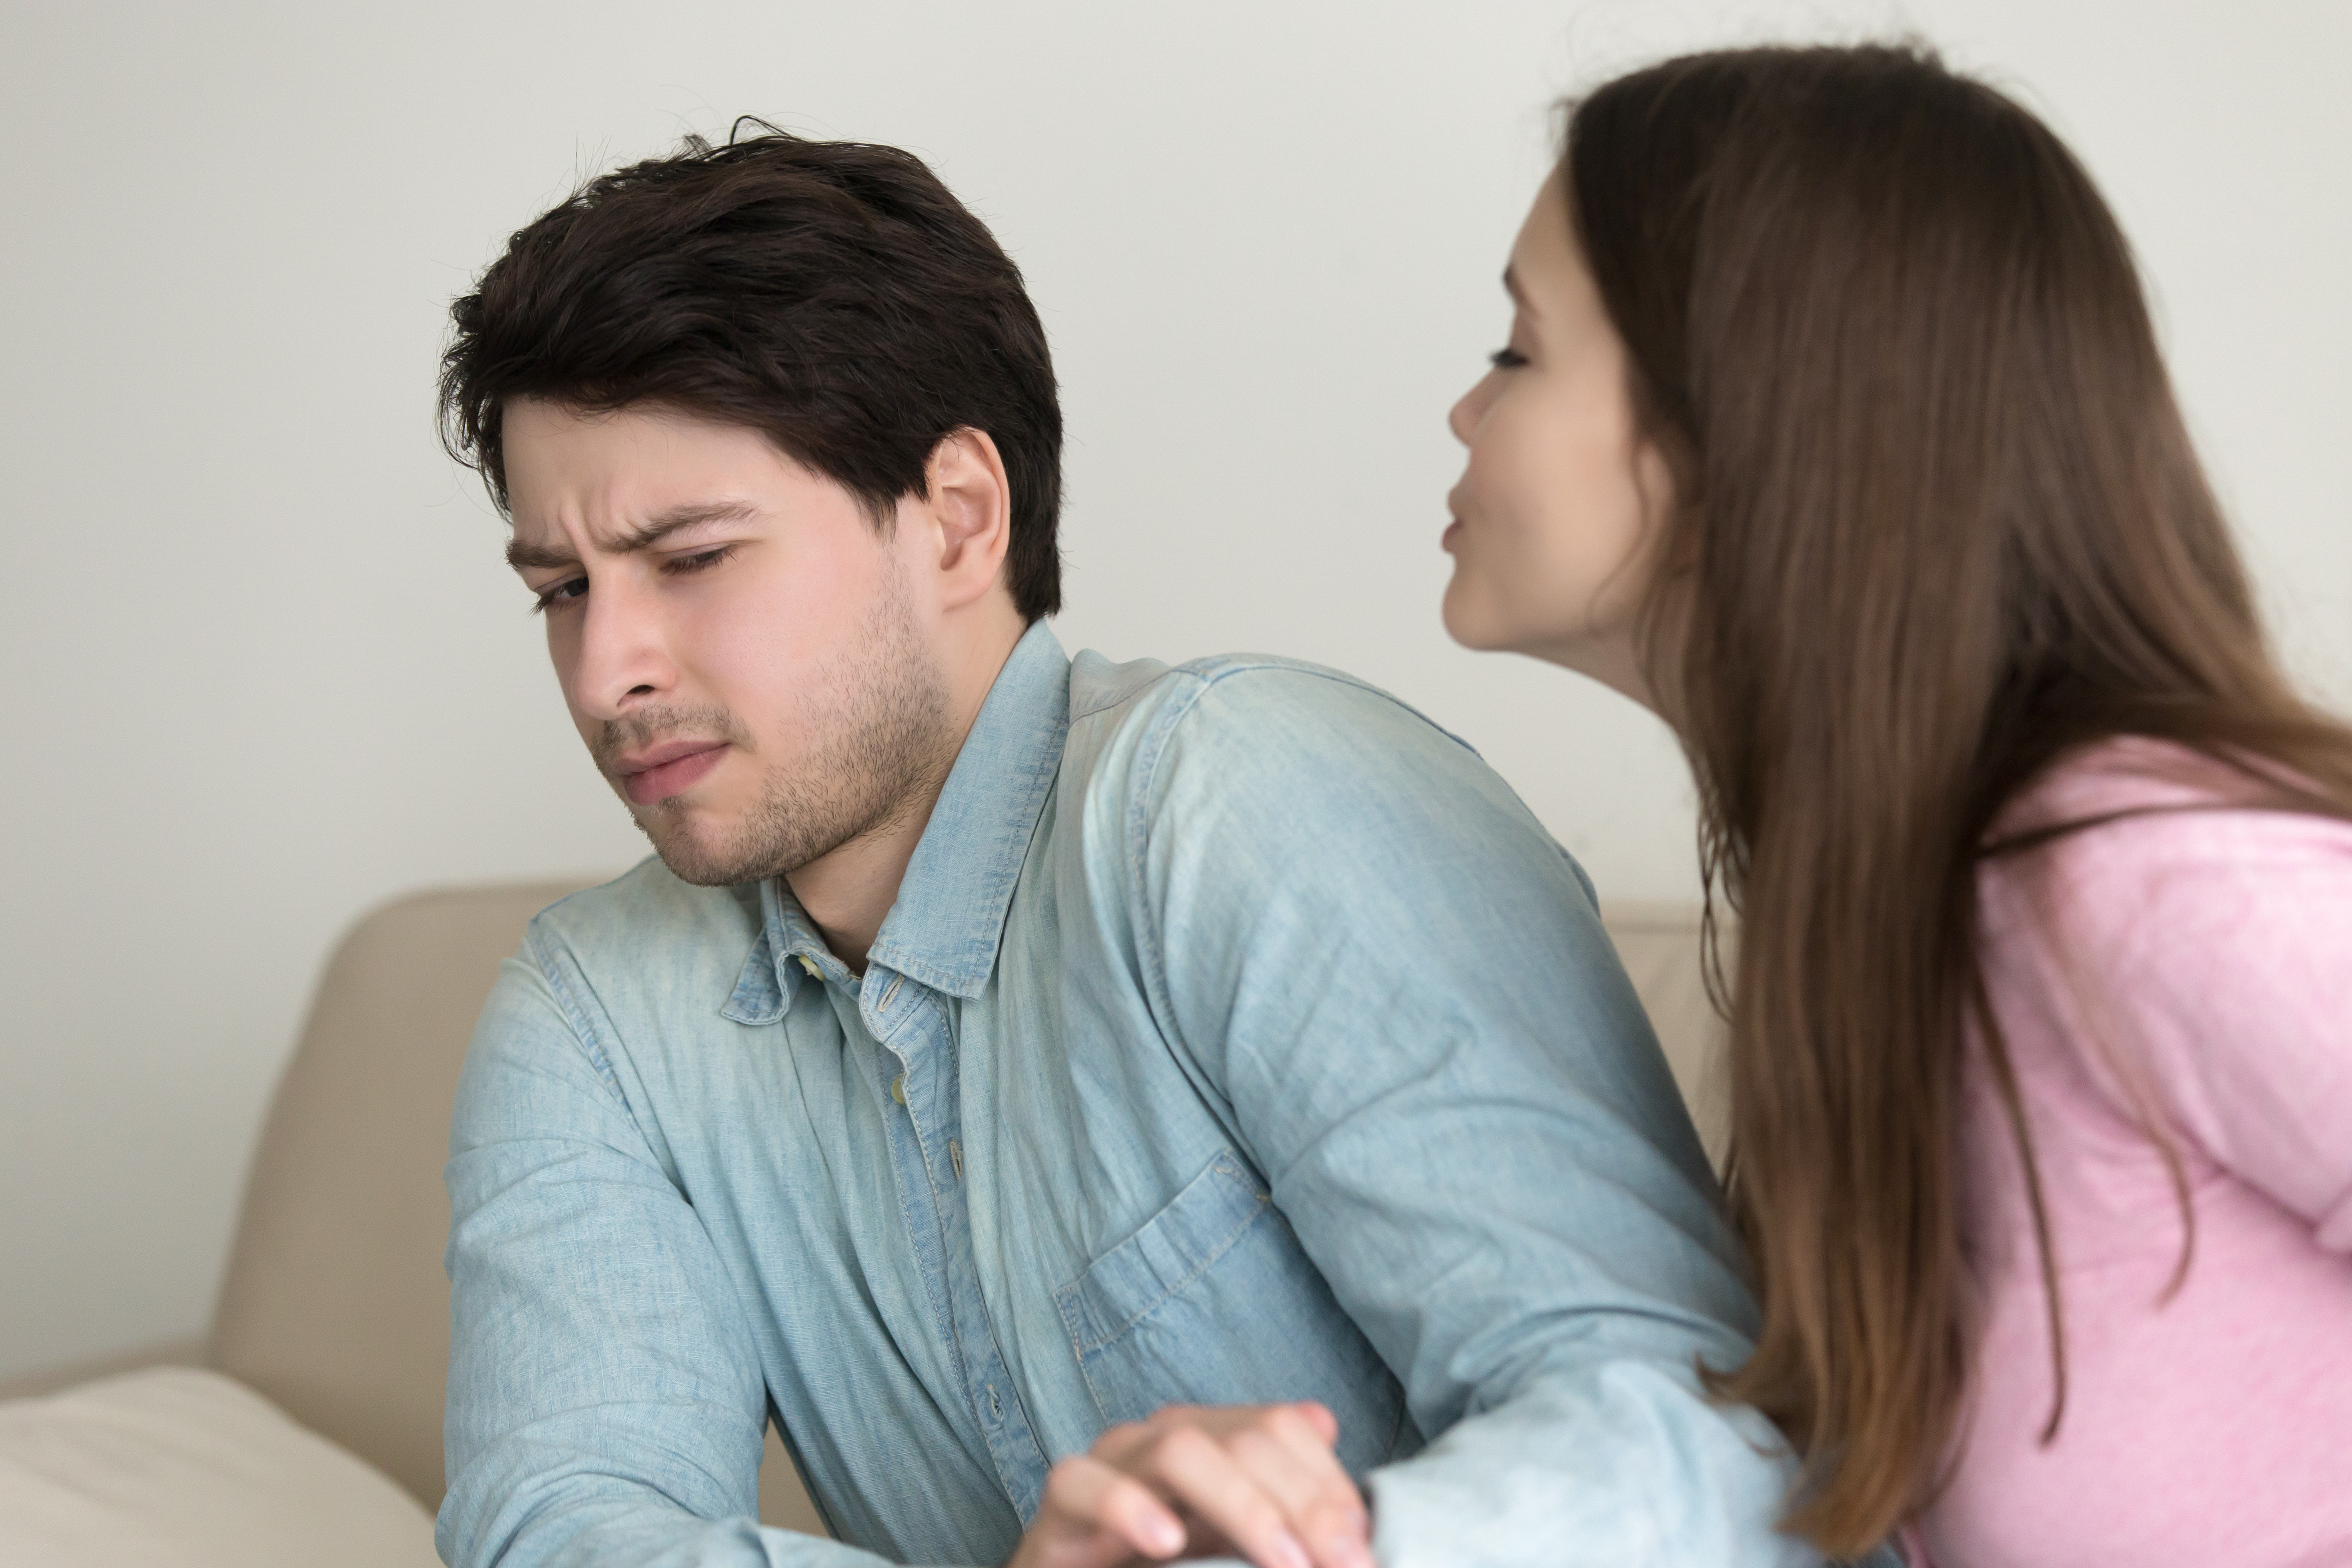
{"left": 0, "top": 882, "right": 1725, "bottom": 1564}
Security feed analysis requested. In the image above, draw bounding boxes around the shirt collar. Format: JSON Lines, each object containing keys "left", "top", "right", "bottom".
{"left": 867, "top": 620, "right": 1070, "bottom": 998}
{"left": 721, "top": 620, "right": 1070, "bottom": 1022}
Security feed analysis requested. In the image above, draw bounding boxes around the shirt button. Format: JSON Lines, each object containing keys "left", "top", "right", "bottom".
{"left": 890, "top": 1074, "right": 907, "bottom": 1105}
{"left": 799, "top": 956, "right": 821, "bottom": 979}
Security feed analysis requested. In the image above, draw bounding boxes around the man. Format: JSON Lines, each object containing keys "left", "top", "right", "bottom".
{"left": 436, "top": 129, "right": 1809, "bottom": 1568}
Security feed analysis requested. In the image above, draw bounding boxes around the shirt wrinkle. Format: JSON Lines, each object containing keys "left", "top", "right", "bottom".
{"left": 440, "top": 623, "right": 1844, "bottom": 1568}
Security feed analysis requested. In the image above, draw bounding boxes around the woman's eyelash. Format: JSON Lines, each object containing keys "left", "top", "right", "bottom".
{"left": 1490, "top": 347, "right": 1529, "bottom": 370}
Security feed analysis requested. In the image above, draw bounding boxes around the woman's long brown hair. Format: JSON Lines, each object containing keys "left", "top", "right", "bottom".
{"left": 1563, "top": 44, "right": 2352, "bottom": 1555}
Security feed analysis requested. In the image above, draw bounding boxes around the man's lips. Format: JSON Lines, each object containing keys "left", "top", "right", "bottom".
{"left": 615, "top": 740, "right": 729, "bottom": 805}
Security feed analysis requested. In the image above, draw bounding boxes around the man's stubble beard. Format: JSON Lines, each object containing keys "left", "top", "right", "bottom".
{"left": 609, "top": 567, "right": 958, "bottom": 888}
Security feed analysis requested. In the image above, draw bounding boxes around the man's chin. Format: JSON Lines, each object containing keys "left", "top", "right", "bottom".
{"left": 633, "top": 814, "right": 774, "bottom": 889}
{"left": 653, "top": 851, "right": 756, "bottom": 888}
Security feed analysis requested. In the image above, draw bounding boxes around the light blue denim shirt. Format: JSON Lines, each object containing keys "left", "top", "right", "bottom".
{"left": 441, "top": 623, "right": 1829, "bottom": 1568}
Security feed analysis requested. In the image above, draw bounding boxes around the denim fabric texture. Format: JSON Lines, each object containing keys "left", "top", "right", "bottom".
{"left": 439, "top": 623, "right": 1837, "bottom": 1568}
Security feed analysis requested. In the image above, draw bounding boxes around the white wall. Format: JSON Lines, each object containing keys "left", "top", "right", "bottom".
{"left": 2, "top": 0, "right": 2345, "bottom": 1383}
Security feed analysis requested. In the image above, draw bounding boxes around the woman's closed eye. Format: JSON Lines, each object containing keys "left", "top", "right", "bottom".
{"left": 1488, "top": 346, "right": 1529, "bottom": 370}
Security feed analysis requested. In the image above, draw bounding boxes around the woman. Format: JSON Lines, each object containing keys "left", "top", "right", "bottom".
{"left": 1442, "top": 44, "right": 2352, "bottom": 1566}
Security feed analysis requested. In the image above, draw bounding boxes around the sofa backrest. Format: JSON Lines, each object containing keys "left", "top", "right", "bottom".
{"left": 209, "top": 881, "right": 588, "bottom": 1510}
{"left": 209, "top": 881, "right": 1725, "bottom": 1520}
{"left": 1602, "top": 901, "right": 1731, "bottom": 1166}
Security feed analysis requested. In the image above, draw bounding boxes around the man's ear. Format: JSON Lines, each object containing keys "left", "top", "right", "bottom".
{"left": 920, "top": 428, "right": 1013, "bottom": 611}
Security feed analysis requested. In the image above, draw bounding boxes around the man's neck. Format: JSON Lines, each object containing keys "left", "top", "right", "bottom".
{"left": 785, "top": 610, "right": 1027, "bottom": 974}
{"left": 786, "top": 794, "right": 942, "bottom": 976}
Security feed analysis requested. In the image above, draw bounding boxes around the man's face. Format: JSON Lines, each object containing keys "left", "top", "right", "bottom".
{"left": 501, "top": 398, "right": 954, "bottom": 886}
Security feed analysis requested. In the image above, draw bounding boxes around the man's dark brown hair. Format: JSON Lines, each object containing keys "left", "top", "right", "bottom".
{"left": 440, "top": 124, "right": 1064, "bottom": 620}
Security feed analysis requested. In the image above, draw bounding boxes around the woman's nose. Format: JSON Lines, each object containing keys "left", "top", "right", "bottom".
{"left": 1448, "top": 374, "right": 1495, "bottom": 447}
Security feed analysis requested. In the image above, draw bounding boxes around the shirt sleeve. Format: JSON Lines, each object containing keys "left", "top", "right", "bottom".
{"left": 1129, "top": 667, "right": 1835, "bottom": 1568}
{"left": 438, "top": 946, "right": 941, "bottom": 1568}
{"left": 2044, "top": 803, "right": 2352, "bottom": 1252}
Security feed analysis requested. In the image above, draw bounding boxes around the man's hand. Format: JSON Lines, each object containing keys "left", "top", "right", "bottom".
{"left": 1008, "top": 1402, "right": 1375, "bottom": 1568}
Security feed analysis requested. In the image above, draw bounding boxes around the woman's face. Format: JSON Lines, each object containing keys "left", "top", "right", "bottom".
{"left": 1443, "top": 167, "right": 1674, "bottom": 709}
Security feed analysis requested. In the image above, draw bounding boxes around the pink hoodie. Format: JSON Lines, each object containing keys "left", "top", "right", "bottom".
{"left": 1913, "top": 742, "right": 2352, "bottom": 1566}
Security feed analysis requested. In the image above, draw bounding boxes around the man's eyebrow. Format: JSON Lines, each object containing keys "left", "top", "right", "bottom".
{"left": 504, "top": 500, "right": 762, "bottom": 573}
{"left": 504, "top": 537, "right": 580, "bottom": 572}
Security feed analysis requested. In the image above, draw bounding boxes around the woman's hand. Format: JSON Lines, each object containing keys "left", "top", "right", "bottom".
{"left": 1005, "top": 1402, "right": 1374, "bottom": 1568}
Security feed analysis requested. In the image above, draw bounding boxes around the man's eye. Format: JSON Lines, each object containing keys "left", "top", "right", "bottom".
{"left": 1489, "top": 346, "right": 1530, "bottom": 370}
{"left": 665, "top": 546, "right": 734, "bottom": 576}
{"left": 530, "top": 577, "right": 588, "bottom": 614}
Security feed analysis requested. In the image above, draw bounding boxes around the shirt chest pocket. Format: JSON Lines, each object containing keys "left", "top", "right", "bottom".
{"left": 1051, "top": 1148, "right": 1419, "bottom": 1476}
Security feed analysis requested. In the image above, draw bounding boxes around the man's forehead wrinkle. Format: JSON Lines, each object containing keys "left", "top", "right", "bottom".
{"left": 501, "top": 482, "right": 594, "bottom": 575}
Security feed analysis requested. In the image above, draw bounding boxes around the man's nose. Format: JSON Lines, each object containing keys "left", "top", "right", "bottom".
{"left": 567, "top": 576, "right": 675, "bottom": 719}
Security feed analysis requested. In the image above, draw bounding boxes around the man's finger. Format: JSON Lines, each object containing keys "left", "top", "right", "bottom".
{"left": 1225, "top": 1414, "right": 1370, "bottom": 1568}
{"left": 1088, "top": 1404, "right": 1370, "bottom": 1568}
{"left": 1284, "top": 1401, "right": 1340, "bottom": 1449}
{"left": 1136, "top": 1425, "right": 1315, "bottom": 1568}
{"left": 1038, "top": 1453, "right": 1189, "bottom": 1561}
